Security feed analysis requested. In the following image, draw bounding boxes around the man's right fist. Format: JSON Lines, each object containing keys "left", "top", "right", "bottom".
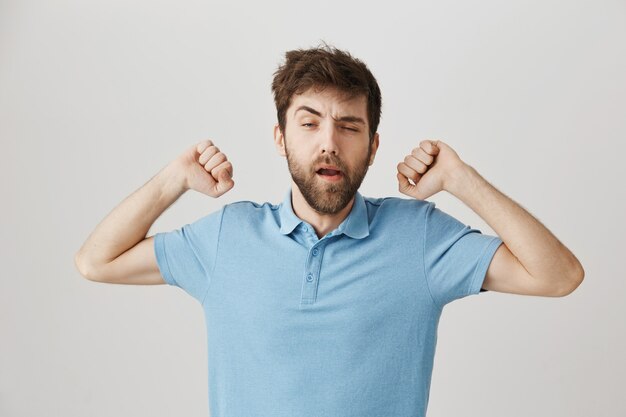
{"left": 175, "top": 139, "right": 234, "bottom": 198}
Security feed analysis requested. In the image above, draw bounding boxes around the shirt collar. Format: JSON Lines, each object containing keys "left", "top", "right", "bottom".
{"left": 278, "top": 187, "right": 370, "bottom": 239}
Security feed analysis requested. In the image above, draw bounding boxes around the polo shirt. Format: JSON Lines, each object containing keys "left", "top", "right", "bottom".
{"left": 153, "top": 187, "right": 503, "bottom": 417}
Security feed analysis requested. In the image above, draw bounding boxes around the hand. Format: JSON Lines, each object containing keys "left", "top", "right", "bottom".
{"left": 174, "top": 139, "right": 234, "bottom": 198}
{"left": 396, "top": 139, "right": 466, "bottom": 201}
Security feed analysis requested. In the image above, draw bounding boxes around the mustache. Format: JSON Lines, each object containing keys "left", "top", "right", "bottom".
{"left": 313, "top": 156, "right": 345, "bottom": 171}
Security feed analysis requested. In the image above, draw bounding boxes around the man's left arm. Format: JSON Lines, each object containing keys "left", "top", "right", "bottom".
{"left": 397, "top": 140, "right": 585, "bottom": 297}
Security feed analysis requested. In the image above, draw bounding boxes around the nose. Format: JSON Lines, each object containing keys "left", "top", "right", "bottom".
{"left": 320, "top": 122, "right": 340, "bottom": 156}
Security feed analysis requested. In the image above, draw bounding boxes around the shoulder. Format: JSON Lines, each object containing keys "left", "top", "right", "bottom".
{"left": 362, "top": 195, "right": 431, "bottom": 215}
{"left": 223, "top": 199, "right": 279, "bottom": 211}
{"left": 220, "top": 199, "right": 280, "bottom": 221}
{"left": 359, "top": 195, "right": 432, "bottom": 230}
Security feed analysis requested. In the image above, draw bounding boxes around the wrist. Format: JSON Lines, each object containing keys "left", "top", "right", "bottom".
{"left": 444, "top": 163, "right": 483, "bottom": 198}
{"left": 157, "top": 161, "right": 189, "bottom": 198}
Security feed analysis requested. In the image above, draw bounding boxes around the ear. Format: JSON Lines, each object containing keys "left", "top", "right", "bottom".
{"left": 274, "top": 123, "right": 287, "bottom": 157}
{"left": 368, "top": 132, "right": 380, "bottom": 166}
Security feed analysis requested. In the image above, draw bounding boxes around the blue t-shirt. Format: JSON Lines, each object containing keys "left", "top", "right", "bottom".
{"left": 153, "top": 187, "right": 503, "bottom": 417}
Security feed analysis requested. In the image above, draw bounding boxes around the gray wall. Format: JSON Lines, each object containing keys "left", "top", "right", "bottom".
{"left": 1, "top": 0, "right": 624, "bottom": 416}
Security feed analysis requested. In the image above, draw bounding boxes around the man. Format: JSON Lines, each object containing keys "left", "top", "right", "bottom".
{"left": 75, "top": 44, "right": 584, "bottom": 417}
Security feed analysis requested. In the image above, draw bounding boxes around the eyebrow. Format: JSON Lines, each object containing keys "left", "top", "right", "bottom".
{"left": 294, "top": 105, "right": 367, "bottom": 125}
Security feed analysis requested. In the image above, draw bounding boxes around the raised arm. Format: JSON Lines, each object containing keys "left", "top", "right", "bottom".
{"left": 397, "top": 139, "right": 584, "bottom": 297}
{"left": 74, "top": 139, "right": 234, "bottom": 284}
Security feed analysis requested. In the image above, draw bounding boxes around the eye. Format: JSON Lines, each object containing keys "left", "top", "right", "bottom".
{"left": 342, "top": 127, "right": 358, "bottom": 132}
{"left": 302, "top": 123, "right": 316, "bottom": 128}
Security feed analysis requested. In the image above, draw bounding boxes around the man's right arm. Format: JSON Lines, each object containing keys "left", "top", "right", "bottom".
{"left": 74, "top": 139, "right": 234, "bottom": 285}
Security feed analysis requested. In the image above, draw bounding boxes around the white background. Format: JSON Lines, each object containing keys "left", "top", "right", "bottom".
{"left": 1, "top": 0, "right": 624, "bottom": 416}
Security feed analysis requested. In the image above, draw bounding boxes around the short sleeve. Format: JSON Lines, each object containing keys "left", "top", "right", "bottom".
{"left": 153, "top": 206, "right": 225, "bottom": 304}
{"left": 423, "top": 201, "right": 503, "bottom": 308}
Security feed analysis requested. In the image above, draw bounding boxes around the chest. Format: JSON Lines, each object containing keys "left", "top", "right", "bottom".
{"left": 205, "top": 234, "right": 434, "bottom": 344}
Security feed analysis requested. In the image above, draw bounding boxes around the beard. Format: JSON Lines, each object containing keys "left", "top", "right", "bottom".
{"left": 284, "top": 137, "right": 372, "bottom": 215}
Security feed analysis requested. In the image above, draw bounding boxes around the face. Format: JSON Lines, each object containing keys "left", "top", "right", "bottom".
{"left": 274, "top": 85, "right": 379, "bottom": 215}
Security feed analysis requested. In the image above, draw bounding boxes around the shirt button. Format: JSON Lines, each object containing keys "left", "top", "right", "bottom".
{"left": 306, "top": 273, "right": 314, "bottom": 282}
{"left": 312, "top": 248, "right": 319, "bottom": 256}
{"left": 303, "top": 225, "right": 309, "bottom": 232}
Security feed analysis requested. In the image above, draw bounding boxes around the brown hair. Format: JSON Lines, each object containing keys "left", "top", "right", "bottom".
{"left": 271, "top": 41, "right": 382, "bottom": 143}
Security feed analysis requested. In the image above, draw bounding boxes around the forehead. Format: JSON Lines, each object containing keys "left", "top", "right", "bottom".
{"left": 289, "top": 86, "right": 367, "bottom": 116}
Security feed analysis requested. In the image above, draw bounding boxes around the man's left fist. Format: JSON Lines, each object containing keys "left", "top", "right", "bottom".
{"left": 396, "top": 139, "right": 466, "bottom": 201}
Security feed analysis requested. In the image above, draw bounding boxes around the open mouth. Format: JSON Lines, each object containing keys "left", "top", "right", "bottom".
{"left": 316, "top": 168, "right": 342, "bottom": 181}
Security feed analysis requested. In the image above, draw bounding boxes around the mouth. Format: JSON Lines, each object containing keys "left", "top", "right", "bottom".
{"left": 316, "top": 167, "right": 343, "bottom": 181}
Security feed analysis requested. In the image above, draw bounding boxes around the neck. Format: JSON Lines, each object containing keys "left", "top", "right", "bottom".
{"left": 290, "top": 181, "right": 355, "bottom": 239}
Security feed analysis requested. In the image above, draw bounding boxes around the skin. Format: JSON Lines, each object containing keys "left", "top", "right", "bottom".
{"left": 75, "top": 84, "right": 584, "bottom": 297}
{"left": 397, "top": 140, "right": 584, "bottom": 296}
{"left": 73, "top": 140, "right": 234, "bottom": 284}
{"left": 273, "top": 85, "right": 380, "bottom": 238}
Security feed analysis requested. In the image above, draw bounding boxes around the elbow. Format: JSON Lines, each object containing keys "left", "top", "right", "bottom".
{"left": 554, "top": 264, "right": 585, "bottom": 297}
{"left": 74, "top": 252, "right": 100, "bottom": 282}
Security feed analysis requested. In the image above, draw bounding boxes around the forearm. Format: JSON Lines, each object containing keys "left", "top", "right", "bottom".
{"left": 76, "top": 161, "right": 187, "bottom": 269}
{"left": 446, "top": 164, "right": 584, "bottom": 282}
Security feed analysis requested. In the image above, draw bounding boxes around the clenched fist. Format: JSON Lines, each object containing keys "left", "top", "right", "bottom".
{"left": 397, "top": 139, "right": 466, "bottom": 201}
{"left": 174, "top": 139, "right": 234, "bottom": 198}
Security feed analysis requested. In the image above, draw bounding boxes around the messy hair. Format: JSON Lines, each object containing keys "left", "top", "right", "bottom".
{"left": 271, "top": 41, "right": 382, "bottom": 143}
